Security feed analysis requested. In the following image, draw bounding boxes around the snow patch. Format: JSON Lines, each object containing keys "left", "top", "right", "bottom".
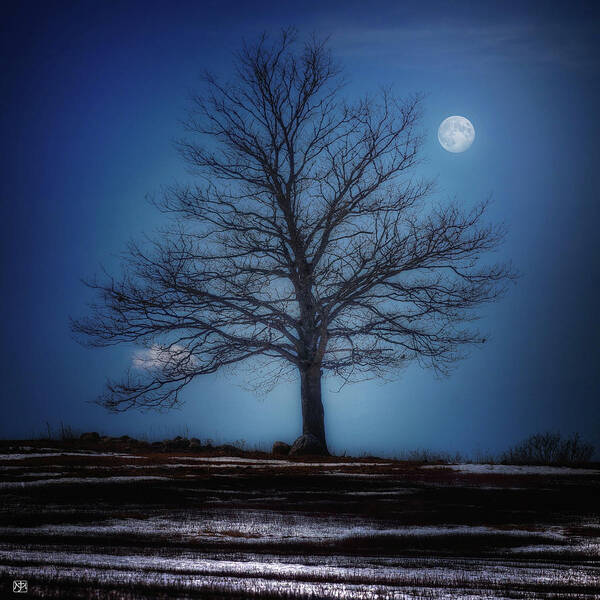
{"left": 423, "top": 464, "right": 600, "bottom": 475}
{"left": 0, "top": 476, "right": 170, "bottom": 488}
{"left": 173, "top": 457, "right": 390, "bottom": 467}
{"left": 0, "top": 452, "right": 139, "bottom": 461}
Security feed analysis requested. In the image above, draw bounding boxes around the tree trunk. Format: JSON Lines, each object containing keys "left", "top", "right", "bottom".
{"left": 298, "top": 364, "right": 329, "bottom": 454}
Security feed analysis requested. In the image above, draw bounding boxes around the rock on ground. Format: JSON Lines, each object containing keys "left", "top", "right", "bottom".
{"left": 272, "top": 441, "right": 291, "bottom": 456}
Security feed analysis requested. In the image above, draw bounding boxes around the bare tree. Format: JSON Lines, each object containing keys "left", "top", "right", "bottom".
{"left": 73, "top": 30, "right": 514, "bottom": 455}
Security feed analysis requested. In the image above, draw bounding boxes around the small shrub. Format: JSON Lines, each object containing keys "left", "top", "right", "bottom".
{"left": 395, "top": 448, "right": 463, "bottom": 464}
{"left": 501, "top": 432, "right": 594, "bottom": 466}
{"left": 59, "top": 422, "right": 78, "bottom": 440}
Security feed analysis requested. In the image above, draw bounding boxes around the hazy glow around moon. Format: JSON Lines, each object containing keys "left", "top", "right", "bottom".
{"left": 438, "top": 116, "right": 475, "bottom": 153}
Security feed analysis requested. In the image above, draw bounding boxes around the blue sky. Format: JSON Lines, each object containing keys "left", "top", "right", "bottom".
{"left": 1, "top": 0, "right": 598, "bottom": 456}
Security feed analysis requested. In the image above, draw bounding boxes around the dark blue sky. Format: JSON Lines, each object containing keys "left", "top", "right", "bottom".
{"left": 1, "top": 0, "right": 598, "bottom": 456}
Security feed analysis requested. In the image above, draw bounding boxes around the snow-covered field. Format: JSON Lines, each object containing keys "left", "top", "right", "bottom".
{"left": 1, "top": 549, "right": 598, "bottom": 599}
{"left": 0, "top": 446, "right": 598, "bottom": 598}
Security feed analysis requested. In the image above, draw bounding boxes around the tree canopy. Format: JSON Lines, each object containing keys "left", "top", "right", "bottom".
{"left": 73, "top": 30, "right": 514, "bottom": 453}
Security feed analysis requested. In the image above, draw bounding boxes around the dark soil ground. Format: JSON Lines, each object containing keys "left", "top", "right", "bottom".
{"left": 0, "top": 439, "right": 598, "bottom": 599}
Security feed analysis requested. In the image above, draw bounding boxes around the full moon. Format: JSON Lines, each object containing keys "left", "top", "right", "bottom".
{"left": 438, "top": 116, "right": 475, "bottom": 153}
